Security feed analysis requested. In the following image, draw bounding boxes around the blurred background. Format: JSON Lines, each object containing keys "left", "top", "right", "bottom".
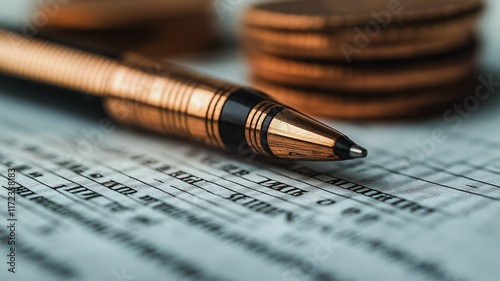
{"left": 0, "top": 0, "right": 498, "bottom": 121}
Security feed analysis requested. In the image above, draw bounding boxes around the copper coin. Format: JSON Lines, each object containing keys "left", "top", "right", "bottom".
{"left": 247, "top": 44, "right": 477, "bottom": 92}
{"left": 242, "top": 12, "right": 480, "bottom": 50}
{"left": 251, "top": 75, "right": 477, "bottom": 119}
{"left": 37, "top": 1, "right": 217, "bottom": 58}
{"left": 38, "top": 0, "right": 211, "bottom": 29}
{"left": 243, "top": 30, "right": 475, "bottom": 60}
{"left": 244, "top": 0, "right": 484, "bottom": 31}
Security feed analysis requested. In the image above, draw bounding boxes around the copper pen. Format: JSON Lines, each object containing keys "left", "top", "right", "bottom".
{"left": 0, "top": 30, "right": 367, "bottom": 161}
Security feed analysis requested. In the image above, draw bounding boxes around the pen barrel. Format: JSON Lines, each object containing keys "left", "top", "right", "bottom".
{"left": 0, "top": 30, "right": 242, "bottom": 148}
{"left": 0, "top": 30, "right": 120, "bottom": 96}
{"left": 0, "top": 30, "right": 360, "bottom": 160}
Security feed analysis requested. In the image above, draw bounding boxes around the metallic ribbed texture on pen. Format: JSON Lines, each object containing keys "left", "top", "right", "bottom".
{"left": 0, "top": 30, "right": 119, "bottom": 96}
{"left": 245, "top": 100, "right": 282, "bottom": 157}
{"left": 103, "top": 64, "right": 237, "bottom": 148}
{"left": 0, "top": 30, "right": 237, "bottom": 148}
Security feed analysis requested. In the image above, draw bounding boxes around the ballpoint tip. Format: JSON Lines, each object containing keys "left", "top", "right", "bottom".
{"left": 349, "top": 145, "right": 367, "bottom": 159}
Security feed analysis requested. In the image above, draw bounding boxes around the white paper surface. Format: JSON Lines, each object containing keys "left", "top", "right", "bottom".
{"left": 0, "top": 1, "right": 500, "bottom": 281}
{"left": 0, "top": 58, "right": 499, "bottom": 281}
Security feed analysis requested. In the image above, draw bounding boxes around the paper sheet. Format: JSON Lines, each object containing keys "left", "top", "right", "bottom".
{"left": 0, "top": 57, "right": 499, "bottom": 281}
{"left": 2, "top": 0, "right": 500, "bottom": 275}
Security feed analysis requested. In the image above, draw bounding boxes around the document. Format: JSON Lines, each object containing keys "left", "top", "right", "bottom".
{"left": 1, "top": 56, "right": 500, "bottom": 281}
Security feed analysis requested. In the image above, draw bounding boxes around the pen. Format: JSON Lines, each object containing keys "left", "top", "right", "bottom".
{"left": 0, "top": 29, "right": 367, "bottom": 161}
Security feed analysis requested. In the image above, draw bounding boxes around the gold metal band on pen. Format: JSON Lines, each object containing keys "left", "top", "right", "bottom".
{"left": 103, "top": 65, "right": 237, "bottom": 148}
{"left": 245, "top": 100, "right": 282, "bottom": 157}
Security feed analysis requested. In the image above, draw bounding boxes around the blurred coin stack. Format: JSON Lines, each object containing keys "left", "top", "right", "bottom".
{"left": 242, "top": 0, "right": 484, "bottom": 119}
{"left": 35, "top": 0, "right": 217, "bottom": 57}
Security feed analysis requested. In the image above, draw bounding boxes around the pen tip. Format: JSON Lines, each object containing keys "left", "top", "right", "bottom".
{"left": 349, "top": 145, "right": 368, "bottom": 159}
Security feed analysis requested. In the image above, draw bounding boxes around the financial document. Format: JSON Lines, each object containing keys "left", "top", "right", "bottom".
{"left": 1, "top": 64, "right": 499, "bottom": 281}
{"left": 1, "top": 0, "right": 500, "bottom": 277}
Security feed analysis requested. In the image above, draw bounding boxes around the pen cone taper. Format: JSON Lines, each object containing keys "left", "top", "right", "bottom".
{"left": 259, "top": 107, "right": 365, "bottom": 161}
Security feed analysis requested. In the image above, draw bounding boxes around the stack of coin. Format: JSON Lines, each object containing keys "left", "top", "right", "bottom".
{"left": 242, "top": 0, "right": 484, "bottom": 119}
{"left": 36, "top": 0, "right": 217, "bottom": 57}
